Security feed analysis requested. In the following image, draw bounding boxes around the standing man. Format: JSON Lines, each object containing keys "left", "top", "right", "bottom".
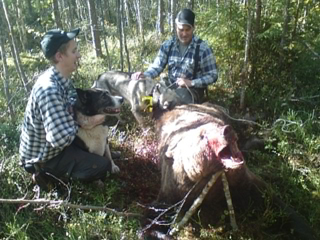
{"left": 19, "top": 28, "right": 111, "bottom": 191}
{"left": 133, "top": 8, "right": 218, "bottom": 103}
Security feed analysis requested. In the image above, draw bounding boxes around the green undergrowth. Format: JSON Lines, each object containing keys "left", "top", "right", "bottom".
{"left": 1, "top": 28, "right": 320, "bottom": 240}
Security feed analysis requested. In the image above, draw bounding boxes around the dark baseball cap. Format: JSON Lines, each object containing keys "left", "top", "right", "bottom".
{"left": 41, "top": 28, "right": 80, "bottom": 58}
{"left": 175, "top": 9, "right": 195, "bottom": 27}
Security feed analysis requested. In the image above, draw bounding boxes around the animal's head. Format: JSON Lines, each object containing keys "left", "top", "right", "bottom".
{"left": 152, "top": 83, "right": 181, "bottom": 110}
{"left": 161, "top": 107, "right": 244, "bottom": 183}
{"left": 75, "top": 88, "right": 123, "bottom": 116}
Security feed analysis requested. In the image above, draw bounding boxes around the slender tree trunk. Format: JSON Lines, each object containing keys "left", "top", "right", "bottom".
{"left": 255, "top": 0, "right": 261, "bottom": 34}
{"left": 156, "top": 0, "right": 164, "bottom": 34}
{"left": 53, "top": 0, "right": 63, "bottom": 29}
{"left": 67, "top": 0, "right": 76, "bottom": 28}
{"left": 124, "top": 0, "right": 131, "bottom": 28}
{"left": 169, "top": 0, "right": 177, "bottom": 33}
{"left": 239, "top": 0, "right": 252, "bottom": 110}
{"left": 88, "top": 0, "right": 102, "bottom": 58}
{"left": 117, "top": 0, "right": 124, "bottom": 71}
{"left": 121, "top": 0, "right": 130, "bottom": 72}
{"left": 133, "top": 0, "right": 145, "bottom": 45}
{"left": 13, "top": 0, "right": 27, "bottom": 52}
{"left": 0, "top": 18, "right": 15, "bottom": 120}
{"left": 1, "top": 0, "right": 29, "bottom": 93}
{"left": 99, "top": 0, "right": 111, "bottom": 70}
{"left": 281, "top": 0, "right": 291, "bottom": 48}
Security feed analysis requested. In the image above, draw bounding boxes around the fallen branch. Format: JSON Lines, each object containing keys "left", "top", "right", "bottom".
{"left": 169, "top": 170, "right": 223, "bottom": 236}
{"left": 0, "top": 198, "right": 142, "bottom": 218}
{"left": 221, "top": 172, "right": 238, "bottom": 231}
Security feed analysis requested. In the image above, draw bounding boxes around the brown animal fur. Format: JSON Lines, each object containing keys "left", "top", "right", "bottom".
{"left": 148, "top": 103, "right": 316, "bottom": 240}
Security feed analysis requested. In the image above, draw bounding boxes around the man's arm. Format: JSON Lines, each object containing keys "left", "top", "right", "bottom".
{"left": 144, "top": 40, "right": 173, "bottom": 79}
{"left": 190, "top": 44, "right": 218, "bottom": 88}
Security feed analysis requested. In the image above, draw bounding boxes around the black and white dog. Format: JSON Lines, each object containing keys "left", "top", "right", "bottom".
{"left": 74, "top": 88, "right": 123, "bottom": 173}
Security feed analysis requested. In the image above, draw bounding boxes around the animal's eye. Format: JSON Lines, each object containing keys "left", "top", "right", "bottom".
{"left": 200, "top": 133, "right": 205, "bottom": 140}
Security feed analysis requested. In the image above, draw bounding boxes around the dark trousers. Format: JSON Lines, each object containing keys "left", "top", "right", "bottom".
{"left": 161, "top": 77, "right": 206, "bottom": 104}
{"left": 40, "top": 141, "right": 112, "bottom": 183}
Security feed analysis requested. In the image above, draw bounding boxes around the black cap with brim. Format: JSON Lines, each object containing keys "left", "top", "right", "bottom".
{"left": 41, "top": 28, "right": 80, "bottom": 58}
{"left": 175, "top": 9, "right": 195, "bottom": 27}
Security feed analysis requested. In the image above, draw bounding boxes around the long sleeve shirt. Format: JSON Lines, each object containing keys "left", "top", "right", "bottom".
{"left": 19, "top": 67, "right": 78, "bottom": 164}
{"left": 144, "top": 35, "right": 218, "bottom": 88}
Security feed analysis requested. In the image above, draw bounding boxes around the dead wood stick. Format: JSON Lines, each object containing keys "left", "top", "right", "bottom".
{"left": 221, "top": 172, "right": 238, "bottom": 231}
{"left": 169, "top": 170, "right": 223, "bottom": 236}
{"left": 0, "top": 198, "right": 141, "bottom": 218}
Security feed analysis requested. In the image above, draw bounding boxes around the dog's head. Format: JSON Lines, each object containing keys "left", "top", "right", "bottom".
{"left": 152, "top": 83, "right": 182, "bottom": 110}
{"left": 74, "top": 88, "right": 123, "bottom": 116}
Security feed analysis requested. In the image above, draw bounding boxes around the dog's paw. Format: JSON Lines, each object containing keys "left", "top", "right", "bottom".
{"left": 111, "top": 163, "right": 120, "bottom": 173}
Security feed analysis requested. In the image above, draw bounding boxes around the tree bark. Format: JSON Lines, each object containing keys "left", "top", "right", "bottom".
{"left": 53, "top": 0, "right": 63, "bottom": 29}
{"left": 169, "top": 0, "right": 177, "bottom": 33}
{"left": 88, "top": 0, "right": 103, "bottom": 58}
{"left": 133, "top": 0, "right": 145, "bottom": 45}
{"left": 156, "top": 0, "right": 164, "bottom": 34}
{"left": 239, "top": 0, "right": 252, "bottom": 110}
{"left": 121, "top": 0, "right": 131, "bottom": 72}
{"left": 124, "top": 0, "right": 131, "bottom": 28}
{"left": 117, "top": 0, "right": 124, "bottom": 71}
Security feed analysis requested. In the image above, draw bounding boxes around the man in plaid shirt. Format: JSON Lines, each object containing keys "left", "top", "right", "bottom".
{"left": 19, "top": 28, "right": 112, "bottom": 191}
{"left": 133, "top": 8, "right": 218, "bottom": 103}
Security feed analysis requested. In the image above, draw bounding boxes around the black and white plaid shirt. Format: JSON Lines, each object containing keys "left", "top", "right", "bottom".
{"left": 144, "top": 36, "right": 218, "bottom": 88}
{"left": 19, "top": 67, "right": 78, "bottom": 164}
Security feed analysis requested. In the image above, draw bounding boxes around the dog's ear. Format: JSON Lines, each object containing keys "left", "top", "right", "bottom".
{"left": 76, "top": 88, "right": 90, "bottom": 103}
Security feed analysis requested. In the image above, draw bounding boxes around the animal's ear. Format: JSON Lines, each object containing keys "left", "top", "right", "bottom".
{"left": 165, "top": 139, "right": 179, "bottom": 158}
{"left": 76, "top": 88, "right": 89, "bottom": 103}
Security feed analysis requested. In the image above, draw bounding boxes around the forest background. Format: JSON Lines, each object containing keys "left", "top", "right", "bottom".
{"left": 0, "top": 0, "right": 319, "bottom": 239}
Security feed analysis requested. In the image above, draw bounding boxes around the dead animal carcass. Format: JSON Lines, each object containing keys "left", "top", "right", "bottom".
{"left": 145, "top": 103, "right": 315, "bottom": 240}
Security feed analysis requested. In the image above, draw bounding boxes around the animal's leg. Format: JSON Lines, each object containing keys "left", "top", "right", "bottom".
{"left": 104, "top": 140, "right": 120, "bottom": 173}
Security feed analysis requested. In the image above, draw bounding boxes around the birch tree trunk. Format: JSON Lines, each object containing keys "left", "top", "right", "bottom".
{"left": 169, "top": 0, "right": 177, "bottom": 33}
{"left": 88, "top": 0, "right": 103, "bottom": 58}
{"left": 156, "top": 0, "right": 164, "bottom": 34}
{"left": 134, "top": 0, "right": 145, "bottom": 45}
{"left": 1, "top": 0, "right": 29, "bottom": 93}
{"left": 124, "top": 0, "right": 131, "bottom": 29}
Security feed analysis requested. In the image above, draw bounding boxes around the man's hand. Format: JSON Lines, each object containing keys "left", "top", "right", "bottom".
{"left": 131, "top": 72, "right": 145, "bottom": 80}
{"left": 176, "top": 77, "right": 192, "bottom": 87}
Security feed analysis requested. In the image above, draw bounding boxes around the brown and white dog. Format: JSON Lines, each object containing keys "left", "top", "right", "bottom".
{"left": 74, "top": 88, "right": 123, "bottom": 173}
